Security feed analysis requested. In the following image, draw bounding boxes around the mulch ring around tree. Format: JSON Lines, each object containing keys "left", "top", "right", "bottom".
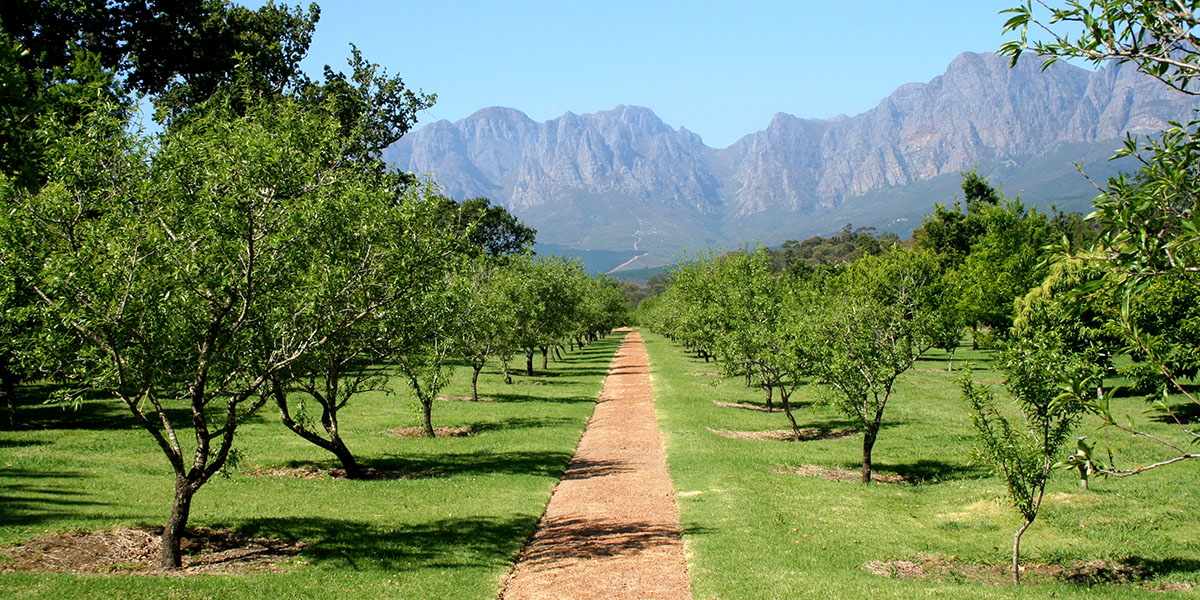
{"left": 706, "top": 426, "right": 856, "bottom": 442}
{"left": 864, "top": 553, "right": 1191, "bottom": 590}
{"left": 712, "top": 400, "right": 784, "bottom": 413}
{"left": 688, "top": 372, "right": 722, "bottom": 377}
{"left": 0, "top": 526, "right": 307, "bottom": 575}
{"left": 437, "top": 395, "right": 493, "bottom": 402}
{"left": 381, "top": 426, "right": 472, "bottom": 438}
{"left": 774, "top": 464, "right": 908, "bottom": 484}
{"left": 244, "top": 465, "right": 434, "bottom": 480}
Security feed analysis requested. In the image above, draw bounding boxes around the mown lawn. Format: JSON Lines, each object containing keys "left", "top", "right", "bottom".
{"left": 0, "top": 332, "right": 624, "bottom": 599}
{"left": 644, "top": 330, "right": 1200, "bottom": 599}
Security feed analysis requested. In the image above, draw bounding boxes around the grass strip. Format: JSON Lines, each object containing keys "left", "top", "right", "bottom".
{"left": 645, "top": 330, "right": 1199, "bottom": 599}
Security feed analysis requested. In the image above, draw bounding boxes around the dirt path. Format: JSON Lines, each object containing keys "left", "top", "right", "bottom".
{"left": 499, "top": 330, "right": 693, "bottom": 600}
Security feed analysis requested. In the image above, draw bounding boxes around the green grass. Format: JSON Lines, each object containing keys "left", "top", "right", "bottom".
{"left": 644, "top": 330, "right": 1200, "bottom": 599}
{"left": 0, "top": 333, "right": 624, "bottom": 599}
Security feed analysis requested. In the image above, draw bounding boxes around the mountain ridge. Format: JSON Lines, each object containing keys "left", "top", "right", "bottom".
{"left": 385, "top": 52, "right": 1200, "bottom": 272}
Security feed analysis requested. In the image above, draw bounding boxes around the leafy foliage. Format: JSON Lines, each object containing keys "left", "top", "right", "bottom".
{"left": 1003, "top": 0, "right": 1200, "bottom": 475}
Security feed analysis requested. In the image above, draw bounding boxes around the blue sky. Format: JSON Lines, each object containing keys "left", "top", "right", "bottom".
{"left": 276, "top": 1, "right": 1033, "bottom": 148}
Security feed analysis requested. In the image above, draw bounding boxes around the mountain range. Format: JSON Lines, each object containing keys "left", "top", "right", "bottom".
{"left": 383, "top": 52, "right": 1200, "bottom": 273}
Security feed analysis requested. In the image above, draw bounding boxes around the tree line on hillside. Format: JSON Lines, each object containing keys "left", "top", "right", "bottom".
{"left": 0, "top": 1, "right": 625, "bottom": 569}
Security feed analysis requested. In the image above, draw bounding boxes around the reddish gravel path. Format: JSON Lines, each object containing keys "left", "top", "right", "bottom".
{"left": 499, "top": 330, "right": 693, "bottom": 600}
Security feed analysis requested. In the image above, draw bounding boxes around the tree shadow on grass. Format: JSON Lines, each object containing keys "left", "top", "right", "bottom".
{"left": 235, "top": 515, "right": 539, "bottom": 572}
{"left": 525, "top": 367, "right": 612, "bottom": 379}
{"left": 285, "top": 449, "right": 577, "bottom": 480}
{"left": 868, "top": 459, "right": 985, "bottom": 484}
{"left": 0, "top": 438, "right": 49, "bottom": 449}
{"left": 468, "top": 416, "right": 578, "bottom": 434}
{"left": 486, "top": 392, "right": 596, "bottom": 405}
{"left": 13, "top": 384, "right": 196, "bottom": 432}
{"left": 1126, "top": 556, "right": 1200, "bottom": 581}
{"left": 1150, "top": 401, "right": 1200, "bottom": 424}
{"left": 0, "top": 468, "right": 116, "bottom": 528}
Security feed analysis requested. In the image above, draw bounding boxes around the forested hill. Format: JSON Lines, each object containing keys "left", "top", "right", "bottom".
{"left": 386, "top": 51, "right": 1200, "bottom": 272}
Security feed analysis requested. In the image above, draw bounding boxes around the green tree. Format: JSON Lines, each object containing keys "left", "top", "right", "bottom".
{"left": 960, "top": 323, "right": 1086, "bottom": 583}
{"left": 396, "top": 336, "right": 455, "bottom": 438}
{"left": 445, "top": 256, "right": 523, "bottom": 401}
{"left": 508, "top": 255, "right": 587, "bottom": 376}
{"left": 441, "top": 197, "right": 537, "bottom": 257}
{"left": 268, "top": 178, "right": 463, "bottom": 476}
{"left": 802, "top": 249, "right": 944, "bottom": 483}
{"left": 955, "top": 199, "right": 1053, "bottom": 342}
{"left": 1, "top": 90, "right": 446, "bottom": 567}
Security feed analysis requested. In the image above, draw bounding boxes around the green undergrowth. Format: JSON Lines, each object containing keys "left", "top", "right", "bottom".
{"left": 0, "top": 332, "right": 625, "bottom": 599}
{"left": 644, "top": 330, "right": 1200, "bottom": 599}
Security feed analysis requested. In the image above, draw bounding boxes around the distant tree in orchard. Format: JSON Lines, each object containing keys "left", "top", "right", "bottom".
{"left": 915, "top": 171, "right": 1054, "bottom": 349}
{"left": 801, "top": 249, "right": 947, "bottom": 483}
{"left": 445, "top": 256, "right": 524, "bottom": 401}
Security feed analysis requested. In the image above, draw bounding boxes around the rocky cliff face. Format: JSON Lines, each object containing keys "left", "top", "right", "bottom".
{"left": 384, "top": 52, "right": 1200, "bottom": 266}
{"left": 388, "top": 104, "right": 722, "bottom": 214}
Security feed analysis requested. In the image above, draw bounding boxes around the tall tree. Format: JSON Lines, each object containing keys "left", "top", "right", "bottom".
{"left": 1, "top": 89, "right": 450, "bottom": 567}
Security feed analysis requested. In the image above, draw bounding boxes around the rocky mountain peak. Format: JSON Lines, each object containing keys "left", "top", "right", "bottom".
{"left": 385, "top": 52, "right": 1200, "bottom": 269}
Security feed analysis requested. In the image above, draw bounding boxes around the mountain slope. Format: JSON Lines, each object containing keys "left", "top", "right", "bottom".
{"left": 385, "top": 52, "right": 1200, "bottom": 271}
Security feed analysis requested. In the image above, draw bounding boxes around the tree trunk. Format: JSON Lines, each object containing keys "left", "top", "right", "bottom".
{"left": 0, "top": 365, "right": 15, "bottom": 430}
{"left": 471, "top": 362, "right": 483, "bottom": 402}
{"left": 947, "top": 347, "right": 956, "bottom": 372}
{"left": 971, "top": 324, "right": 979, "bottom": 350}
{"left": 422, "top": 399, "right": 435, "bottom": 438}
{"left": 763, "top": 382, "right": 774, "bottom": 411}
{"left": 779, "top": 390, "right": 800, "bottom": 437}
{"left": 1012, "top": 517, "right": 1033, "bottom": 584}
{"left": 525, "top": 348, "right": 535, "bottom": 376}
{"left": 540, "top": 346, "right": 548, "bottom": 370}
{"left": 861, "top": 427, "right": 878, "bottom": 484}
{"left": 273, "top": 381, "right": 365, "bottom": 479}
{"left": 329, "top": 436, "right": 364, "bottom": 479}
{"left": 161, "top": 477, "right": 197, "bottom": 569}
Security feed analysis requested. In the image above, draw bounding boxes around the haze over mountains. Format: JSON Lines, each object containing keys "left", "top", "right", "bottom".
{"left": 384, "top": 52, "right": 1200, "bottom": 273}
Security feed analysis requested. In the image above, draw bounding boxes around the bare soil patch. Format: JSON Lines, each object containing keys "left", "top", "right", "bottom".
{"left": 513, "top": 381, "right": 544, "bottom": 386}
{"left": 776, "top": 464, "right": 907, "bottom": 484}
{"left": 500, "top": 331, "right": 691, "bottom": 600}
{"left": 712, "top": 401, "right": 783, "bottom": 413}
{"left": 0, "top": 526, "right": 305, "bottom": 575}
{"left": 381, "top": 426, "right": 472, "bottom": 438}
{"left": 688, "top": 372, "right": 721, "bottom": 377}
{"left": 864, "top": 554, "right": 1183, "bottom": 588}
{"left": 244, "top": 465, "right": 430, "bottom": 480}
{"left": 437, "top": 395, "right": 493, "bottom": 402}
{"left": 707, "top": 426, "right": 856, "bottom": 442}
